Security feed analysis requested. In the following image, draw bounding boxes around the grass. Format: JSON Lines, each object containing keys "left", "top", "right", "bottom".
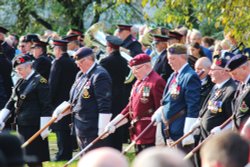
{"left": 43, "top": 133, "right": 135, "bottom": 167}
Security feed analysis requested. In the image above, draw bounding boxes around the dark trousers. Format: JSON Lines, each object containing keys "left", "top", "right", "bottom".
{"left": 77, "top": 135, "right": 110, "bottom": 152}
{"left": 55, "top": 130, "right": 73, "bottom": 161}
{"left": 134, "top": 143, "right": 154, "bottom": 154}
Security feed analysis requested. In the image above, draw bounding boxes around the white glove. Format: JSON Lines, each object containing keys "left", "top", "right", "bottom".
{"left": 98, "top": 113, "right": 112, "bottom": 137}
{"left": 182, "top": 117, "right": 197, "bottom": 146}
{"left": 151, "top": 106, "right": 164, "bottom": 124}
{"left": 210, "top": 126, "right": 221, "bottom": 134}
{"left": 102, "top": 114, "right": 128, "bottom": 139}
{"left": 0, "top": 108, "right": 11, "bottom": 122}
{"left": 52, "top": 101, "right": 71, "bottom": 122}
{"left": 40, "top": 117, "right": 52, "bottom": 139}
{"left": 0, "top": 122, "right": 5, "bottom": 131}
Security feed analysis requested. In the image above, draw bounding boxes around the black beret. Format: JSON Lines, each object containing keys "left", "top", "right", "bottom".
{"left": 106, "top": 35, "right": 123, "bottom": 49}
{"left": 168, "top": 30, "right": 183, "bottom": 40}
{"left": 213, "top": 58, "right": 228, "bottom": 68}
{"left": 220, "top": 51, "right": 235, "bottom": 60}
{"left": 0, "top": 26, "right": 8, "bottom": 34}
{"left": 52, "top": 39, "right": 68, "bottom": 47}
{"left": 13, "top": 55, "right": 32, "bottom": 68}
{"left": 23, "top": 34, "right": 40, "bottom": 42}
{"left": 74, "top": 47, "right": 93, "bottom": 60}
{"left": 225, "top": 54, "right": 248, "bottom": 71}
{"left": 243, "top": 48, "right": 250, "bottom": 60}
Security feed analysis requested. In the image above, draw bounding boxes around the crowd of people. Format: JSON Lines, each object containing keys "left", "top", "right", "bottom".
{"left": 0, "top": 23, "right": 250, "bottom": 167}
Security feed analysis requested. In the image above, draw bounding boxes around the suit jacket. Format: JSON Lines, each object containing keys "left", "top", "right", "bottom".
{"left": 200, "top": 76, "right": 214, "bottom": 110}
{"left": 200, "top": 78, "right": 236, "bottom": 138}
{"left": 153, "top": 50, "right": 173, "bottom": 81}
{"left": 0, "top": 54, "right": 13, "bottom": 108}
{"left": 100, "top": 50, "right": 130, "bottom": 117}
{"left": 121, "top": 70, "right": 166, "bottom": 144}
{"left": 6, "top": 72, "right": 52, "bottom": 126}
{"left": 162, "top": 64, "right": 201, "bottom": 140}
{"left": 71, "top": 64, "right": 112, "bottom": 137}
{"left": 49, "top": 53, "right": 78, "bottom": 130}
{"left": 234, "top": 78, "right": 250, "bottom": 129}
{"left": 122, "top": 35, "right": 143, "bottom": 57}
{"left": 33, "top": 53, "right": 52, "bottom": 80}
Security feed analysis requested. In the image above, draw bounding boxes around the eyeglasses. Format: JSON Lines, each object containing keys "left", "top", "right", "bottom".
{"left": 132, "top": 64, "right": 145, "bottom": 71}
{"left": 75, "top": 58, "right": 87, "bottom": 64}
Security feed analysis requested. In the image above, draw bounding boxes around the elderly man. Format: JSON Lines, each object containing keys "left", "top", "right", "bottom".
{"left": 70, "top": 47, "right": 112, "bottom": 150}
{"left": 78, "top": 147, "right": 128, "bottom": 167}
{"left": 200, "top": 131, "right": 249, "bottom": 167}
{"left": 0, "top": 55, "right": 51, "bottom": 166}
{"left": 132, "top": 147, "right": 192, "bottom": 167}
{"left": 104, "top": 53, "right": 166, "bottom": 154}
{"left": 152, "top": 44, "right": 201, "bottom": 152}
{"left": 225, "top": 54, "right": 250, "bottom": 130}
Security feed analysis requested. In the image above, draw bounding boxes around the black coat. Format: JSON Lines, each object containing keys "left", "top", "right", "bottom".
{"left": 100, "top": 50, "right": 130, "bottom": 116}
{"left": 122, "top": 35, "right": 143, "bottom": 57}
{"left": 200, "top": 79, "right": 236, "bottom": 139}
{"left": 1, "top": 42, "right": 15, "bottom": 61}
{"left": 49, "top": 53, "right": 78, "bottom": 130}
{"left": 0, "top": 54, "right": 13, "bottom": 109}
{"left": 32, "top": 53, "right": 52, "bottom": 80}
{"left": 200, "top": 76, "right": 214, "bottom": 110}
{"left": 153, "top": 49, "right": 173, "bottom": 81}
{"left": 234, "top": 79, "right": 250, "bottom": 129}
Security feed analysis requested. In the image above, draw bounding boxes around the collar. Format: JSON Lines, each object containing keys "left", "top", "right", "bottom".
{"left": 244, "top": 75, "right": 250, "bottom": 84}
{"left": 85, "top": 62, "right": 96, "bottom": 75}
{"left": 177, "top": 63, "right": 188, "bottom": 76}
{"left": 215, "top": 78, "right": 230, "bottom": 89}
{"left": 25, "top": 70, "right": 35, "bottom": 80}
{"left": 201, "top": 77, "right": 208, "bottom": 86}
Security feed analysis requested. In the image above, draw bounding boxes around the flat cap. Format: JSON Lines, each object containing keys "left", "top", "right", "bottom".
{"left": 168, "top": 43, "right": 187, "bottom": 55}
{"left": 13, "top": 55, "right": 32, "bottom": 68}
{"left": 225, "top": 54, "right": 248, "bottom": 71}
{"left": 0, "top": 26, "right": 8, "bottom": 34}
{"left": 117, "top": 24, "right": 132, "bottom": 31}
{"left": 129, "top": 53, "right": 151, "bottom": 67}
{"left": 22, "top": 34, "right": 40, "bottom": 42}
{"left": 74, "top": 47, "right": 93, "bottom": 60}
{"left": 31, "top": 40, "right": 48, "bottom": 48}
{"left": 62, "top": 34, "right": 79, "bottom": 42}
{"left": 106, "top": 35, "right": 123, "bottom": 49}
{"left": 152, "top": 34, "right": 169, "bottom": 43}
{"left": 168, "top": 30, "right": 183, "bottom": 40}
{"left": 52, "top": 39, "right": 68, "bottom": 47}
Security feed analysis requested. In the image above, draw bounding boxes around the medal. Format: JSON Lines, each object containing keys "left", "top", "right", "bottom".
{"left": 239, "top": 101, "right": 249, "bottom": 112}
{"left": 82, "top": 88, "right": 90, "bottom": 98}
{"left": 170, "top": 83, "right": 180, "bottom": 99}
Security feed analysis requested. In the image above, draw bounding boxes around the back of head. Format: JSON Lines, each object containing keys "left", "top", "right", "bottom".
{"left": 0, "top": 133, "right": 25, "bottom": 167}
{"left": 78, "top": 147, "right": 128, "bottom": 167}
{"left": 132, "top": 147, "right": 192, "bottom": 167}
{"left": 200, "top": 131, "right": 249, "bottom": 167}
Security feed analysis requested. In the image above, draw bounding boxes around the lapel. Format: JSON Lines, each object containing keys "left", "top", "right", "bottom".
{"left": 176, "top": 64, "right": 190, "bottom": 83}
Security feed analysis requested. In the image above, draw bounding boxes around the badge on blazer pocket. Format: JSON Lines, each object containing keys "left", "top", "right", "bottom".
{"left": 240, "top": 101, "right": 249, "bottom": 113}
{"left": 82, "top": 88, "right": 90, "bottom": 99}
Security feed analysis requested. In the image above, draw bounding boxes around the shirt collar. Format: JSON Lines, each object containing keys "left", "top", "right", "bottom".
{"left": 177, "top": 63, "right": 188, "bottom": 75}
{"left": 215, "top": 78, "right": 230, "bottom": 89}
{"left": 25, "top": 70, "right": 35, "bottom": 80}
{"left": 244, "top": 75, "right": 250, "bottom": 84}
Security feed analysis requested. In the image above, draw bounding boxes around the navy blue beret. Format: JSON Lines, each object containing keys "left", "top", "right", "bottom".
{"left": 74, "top": 47, "right": 93, "bottom": 60}
{"left": 225, "top": 54, "right": 248, "bottom": 71}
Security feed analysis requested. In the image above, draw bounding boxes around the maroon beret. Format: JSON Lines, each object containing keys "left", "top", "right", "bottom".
{"left": 129, "top": 53, "right": 151, "bottom": 67}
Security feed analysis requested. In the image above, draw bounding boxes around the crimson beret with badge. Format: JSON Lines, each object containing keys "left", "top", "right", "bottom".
{"left": 128, "top": 53, "right": 151, "bottom": 67}
{"left": 225, "top": 54, "right": 248, "bottom": 71}
{"left": 73, "top": 47, "right": 93, "bottom": 60}
{"left": 13, "top": 55, "right": 32, "bottom": 68}
{"left": 106, "top": 35, "right": 123, "bottom": 50}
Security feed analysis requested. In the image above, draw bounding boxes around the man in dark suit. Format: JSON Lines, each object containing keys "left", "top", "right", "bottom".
{"left": 70, "top": 47, "right": 112, "bottom": 150}
{"left": 117, "top": 24, "right": 143, "bottom": 57}
{"left": 104, "top": 54, "right": 166, "bottom": 154}
{"left": 0, "top": 26, "right": 15, "bottom": 61}
{"left": 32, "top": 40, "right": 51, "bottom": 80}
{"left": 0, "top": 44, "right": 13, "bottom": 109}
{"left": 152, "top": 44, "right": 201, "bottom": 152}
{"left": 152, "top": 34, "right": 173, "bottom": 81}
{"left": 49, "top": 39, "right": 78, "bottom": 161}
{"left": 0, "top": 55, "right": 51, "bottom": 166}
{"left": 99, "top": 35, "right": 130, "bottom": 151}
{"left": 226, "top": 54, "right": 250, "bottom": 130}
